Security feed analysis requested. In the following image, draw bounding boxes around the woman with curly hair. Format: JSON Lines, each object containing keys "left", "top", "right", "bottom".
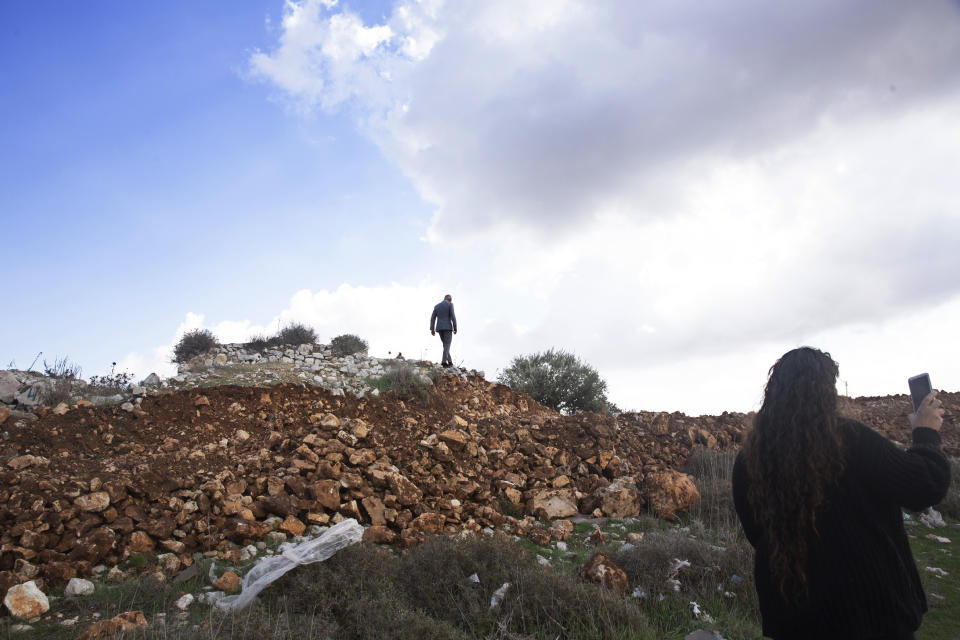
{"left": 733, "top": 347, "right": 950, "bottom": 640}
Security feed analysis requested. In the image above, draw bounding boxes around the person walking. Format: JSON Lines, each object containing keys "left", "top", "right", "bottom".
{"left": 430, "top": 294, "right": 457, "bottom": 367}
{"left": 732, "top": 347, "right": 950, "bottom": 640}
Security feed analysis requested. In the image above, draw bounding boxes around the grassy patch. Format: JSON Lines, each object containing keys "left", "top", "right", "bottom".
{"left": 911, "top": 520, "right": 960, "bottom": 640}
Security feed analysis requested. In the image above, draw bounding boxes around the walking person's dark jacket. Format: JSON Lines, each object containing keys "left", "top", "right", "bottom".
{"left": 733, "top": 419, "right": 950, "bottom": 640}
{"left": 430, "top": 299, "right": 457, "bottom": 332}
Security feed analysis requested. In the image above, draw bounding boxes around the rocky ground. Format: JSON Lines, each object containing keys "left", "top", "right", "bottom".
{"left": 0, "top": 349, "right": 956, "bottom": 611}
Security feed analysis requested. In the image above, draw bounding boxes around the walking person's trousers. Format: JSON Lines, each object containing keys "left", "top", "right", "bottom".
{"left": 438, "top": 330, "right": 453, "bottom": 366}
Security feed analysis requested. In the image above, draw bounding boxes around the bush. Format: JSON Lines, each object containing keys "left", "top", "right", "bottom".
{"left": 498, "top": 348, "right": 616, "bottom": 414}
{"left": 88, "top": 368, "right": 134, "bottom": 395}
{"left": 937, "top": 456, "right": 960, "bottom": 521}
{"left": 244, "top": 334, "right": 271, "bottom": 352}
{"left": 173, "top": 329, "right": 219, "bottom": 363}
{"left": 275, "top": 322, "right": 317, "bottom": 346}
{"left": 330, "top": 333, "right": 369, "bottom": 357}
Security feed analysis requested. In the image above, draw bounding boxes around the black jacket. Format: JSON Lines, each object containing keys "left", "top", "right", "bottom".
{"left": 733, "top": 419, "right": 950, "bottom": 639}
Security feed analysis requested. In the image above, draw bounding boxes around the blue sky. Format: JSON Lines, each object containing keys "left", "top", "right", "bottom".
{"left": 3, "top": 1, "right": 959, "bottom": 414}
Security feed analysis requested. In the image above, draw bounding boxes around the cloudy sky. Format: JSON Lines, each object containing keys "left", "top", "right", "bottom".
{"left": 3, "top": 0, "right": 959, "bottom": 415}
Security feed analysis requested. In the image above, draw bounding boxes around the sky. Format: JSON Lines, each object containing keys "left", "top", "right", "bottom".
{"left": 2, "top": 0, "right": 959, "bottom": 415}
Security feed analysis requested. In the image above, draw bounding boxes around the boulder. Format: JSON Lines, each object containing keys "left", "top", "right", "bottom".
{"left": 141, "top": 373, "right": 161, "bottom": 387}
{"left": 4, "top": 580, "right": 50, "bottom": 619}
{"left": 600, "top": 477, "right": 642, "bottom": 518}
{"left": 0, "top": 371, "right": 19, "bottom": 404}
{"left": 52, "top": 402, "right": 70, "bottom": 416}
{"left": 527, "top": 489, "right": 578, "bottom": 520}
{"left": 77, "top": 610, "right": 147, "bottom": 640}
{"left": 0, "top": 406, "right": 9, "bottom": 425}
{"left": 438, "top": 429, "right": 471, "bottom": 451}
{"left": 644, "top": 470, "right": 700, "bottom": 520}
{"left": 280, "top": 515, "right": 306, "bottom": 537}
{"left": 578, "top": 552, "right": 628, "bottom": 596}
{"left": 387, "top": 472, "right": 423, "bottom": 506}
{"left": 13, "top": 381, "right": 46, "bottom": 409}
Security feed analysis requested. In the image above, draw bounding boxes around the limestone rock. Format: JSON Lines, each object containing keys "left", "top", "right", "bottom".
{"left": 52, "top": 402, "right": 69, "bottom": 416}
{"left": 438, "top": 429, "right": 470, "bottom": 450}
{"left": 527, "top": 489, "right": 578, "bottom": 520}
{"left": 214, "top": 571, "right": 241, "bottom": 592}
{"left": 600, "top": 477, "right": 642, "bottom": 518}
{"left": 77, "top": 610, "right": 147, "bottom": 640}
{"left": 387, "top": 472, "right": 423, "bottom": 506}
{"left": 65, "top": 578, "right": 95, "bottom": 597}
{"left": 127, "top": 531, "right": 155, "bottom": 553}
{"left": 362, "top": 525, "right": 398, "bottom": 544}
{"left": 75, "top": 491, "right": 111, "bottom": 513}
{"left": 0, "top": 406, "right": 9, "bottom": 425}
{"left": 644, "top": 470, "right": 700, "bottom": 520}
{"left": 281, "top": 515, "right": 306, "bottom": 537}
{"left": 0, "top": 371, "right": 19, "bottom": 404}
{"left": 4, "top": 580, "right": 50, "bottom": 619}
{"left": 141, "top": 373, "right": 161, "bottom": 387}
{"left": 579, "top": 552, "right": 628, "bottom": 596}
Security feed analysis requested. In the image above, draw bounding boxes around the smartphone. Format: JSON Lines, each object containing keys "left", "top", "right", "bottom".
{"left": 908, "top": 373, "right": 932, "bottom": 412}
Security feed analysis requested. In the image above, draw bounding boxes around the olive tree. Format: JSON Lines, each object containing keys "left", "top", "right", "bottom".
{"left": 498, "top": 348, "right": 617, "bottom": 414}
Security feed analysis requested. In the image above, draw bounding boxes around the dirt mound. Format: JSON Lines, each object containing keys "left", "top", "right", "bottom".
{"left": 0, "top": 376, "right": 955, "bottom": 592}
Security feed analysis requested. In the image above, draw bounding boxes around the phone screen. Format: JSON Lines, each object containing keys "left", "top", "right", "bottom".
{"left": 908, "top": 373, "right": 932, "bottom": 412}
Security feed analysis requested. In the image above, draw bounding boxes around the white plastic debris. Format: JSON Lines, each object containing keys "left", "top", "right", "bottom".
{"left": 690, "top": 601, "right": 715, "bottom": 623}
{"left": 670, "top": 558, "right": 691, "bottom": 575}
{"left": 631, "top": 587, "right": 647, "bottom": 599}
{"left": 215, "top": 519, "right": 364, "bottom": 611}
{"left": 924, "top": 567, "right": 949, "bottom": 578}
{"left": 468, "top": 572, "right": 481, "bottom": 587}
{"left": 927, "top": 534, "right": 951, "bottom": 544}
{"left": 666, "top": 578, "right": 681, "bottom": 592}
{"left": 555, "top": 541, "right": 567, "bottom": 551}
{"left": 920, "top": 507, "right": 946, "bottom": 528}
{"left": 490, "top": 582, "right": 511, "bottom": 609}
{"left": 537, "top": 555, "right": 551, "bottom": 566}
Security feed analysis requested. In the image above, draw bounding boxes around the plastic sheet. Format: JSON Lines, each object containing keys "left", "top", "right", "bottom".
{"left": 215, "top": 519, "right": 364, "bottom": 611}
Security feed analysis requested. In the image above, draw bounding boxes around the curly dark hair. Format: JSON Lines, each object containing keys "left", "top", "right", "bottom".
{"left": 742, "top": 346, "right": 847, "bottom": 600}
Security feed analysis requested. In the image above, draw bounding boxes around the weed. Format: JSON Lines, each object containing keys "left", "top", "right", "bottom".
{"left": 369, "top": 362, "right": 434, "bottom": 403}
{"left": 173, "top": 329, "right": 219, "bottom": 363}
{"left": 330, "top": 334, "right": 369, "bottom": 357}
{"left": 244, "top": 334, "right": 271, "bottom": 352}
{"left": 88, "top": 363, "right": 134, "bottom": 395}
{"left": 683, "top": 448, "right": 740, "bottom": 538}
{"left": 42, "top": 355, "right": 81, "bottom": 405}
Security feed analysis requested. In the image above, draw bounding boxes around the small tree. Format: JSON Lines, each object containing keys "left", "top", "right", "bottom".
{"left": 173, "top": 329, "right": 219, "bottom": 363}
{"left": 498, "top": 348, "right": 617, "bottom": 414}
{"left": 330, "top": 334, "right": 369, "bottom": 357}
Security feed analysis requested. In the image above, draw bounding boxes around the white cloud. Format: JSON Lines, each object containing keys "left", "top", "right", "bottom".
{"left": 240, "top": 1, "right": 960, "bottom": 413}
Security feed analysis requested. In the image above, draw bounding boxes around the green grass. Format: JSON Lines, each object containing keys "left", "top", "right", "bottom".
{"left": 912, "top": 521, "right": 960, "bottom": 640}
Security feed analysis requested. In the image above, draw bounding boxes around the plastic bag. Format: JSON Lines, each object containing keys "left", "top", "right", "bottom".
{"left": 215, "top": 518, "right": 364, "bottom": 611}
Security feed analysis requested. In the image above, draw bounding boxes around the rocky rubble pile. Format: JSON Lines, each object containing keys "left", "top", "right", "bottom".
{"left": 0, "top": 365, "right": 955, "bottom": 598}
{"left": 0, "top": 375, "right": 747, "bottom": 594}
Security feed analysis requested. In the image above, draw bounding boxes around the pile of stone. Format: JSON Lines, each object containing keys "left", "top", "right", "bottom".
{"left": 0, "top": 375, "right": 737, "bottom": 593}
{"left": 172, "top": 342, "right": 455, "bottom": 399}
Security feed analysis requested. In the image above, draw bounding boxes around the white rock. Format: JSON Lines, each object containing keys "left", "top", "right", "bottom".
{"left": 4, "top": 580, "right": 50, "bottom": 619}
{"left": 175, "top": 593, "right": 195, "bottom": 610}
{"left": 64, "top": 578, "right": 95, "bottom": 597}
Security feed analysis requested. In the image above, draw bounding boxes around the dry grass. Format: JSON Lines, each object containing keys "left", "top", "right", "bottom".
{"left": 936, "top": 456, "right": 960, "bottom": 520}
{"left": 683, "top": 447, "right": 740, "bottom": 539}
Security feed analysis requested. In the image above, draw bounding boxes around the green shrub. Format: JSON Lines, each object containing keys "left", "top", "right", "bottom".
{"left": 244, "top": 334, "right": 271, "bottom": 352}
{"left": 173, "top": 329, "right": 219, "bottom": 363}
{"left": 330, "top": 333, "right": 369, "bottom": 357}
{"left": 276, "top": 322, "right": 317, "bottom": 346}
{"left": 498, "top": 348, "right": 616, "bottom": 414}
{"left": 937, "top": 456, "right": 960, "bottom": 521}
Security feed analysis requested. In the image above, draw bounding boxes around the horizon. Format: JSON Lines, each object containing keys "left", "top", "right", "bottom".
{"left": 2, "top": 1, "right": 959, "bottom": 416}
